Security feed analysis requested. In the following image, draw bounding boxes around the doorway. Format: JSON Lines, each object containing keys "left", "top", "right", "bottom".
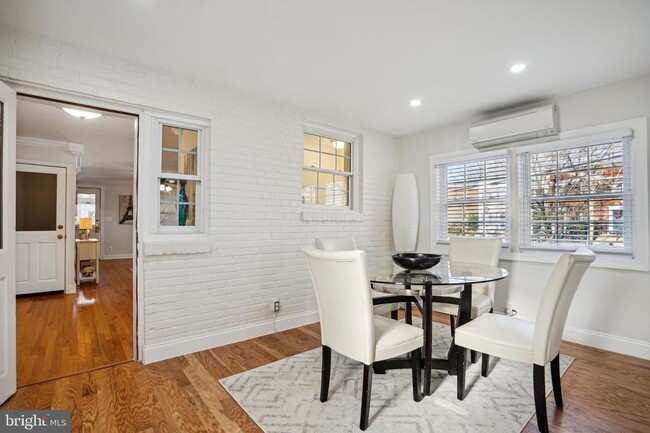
{"left": 14, "top": 94, "right": 138, "bottom": 386}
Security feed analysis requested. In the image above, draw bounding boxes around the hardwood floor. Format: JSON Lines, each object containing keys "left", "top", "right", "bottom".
{"left": 16, "top": 259, "right": 133, "bottom": 386}
{"left": 4, "top": 311, "right": 649, "bottom": 432}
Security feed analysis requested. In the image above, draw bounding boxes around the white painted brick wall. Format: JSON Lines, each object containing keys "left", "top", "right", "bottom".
{"left": 0, "top": 25, "right": 400, "bottom": 358}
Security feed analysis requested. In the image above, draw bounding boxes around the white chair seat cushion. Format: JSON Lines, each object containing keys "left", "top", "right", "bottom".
{"left": 455, "top": 313, "right": 535, "bottom": 364}
{"left": 431, "top": 292, "right": 492, "bottom": 319}
{"left": 371, "top": 290, "right": 400, "bottom": 315}
{"left": 373, "top": 315, "right": 424, "bottom": 362}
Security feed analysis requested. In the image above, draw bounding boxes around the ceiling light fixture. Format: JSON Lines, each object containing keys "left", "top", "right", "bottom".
{"left": 62, "top": 107, "right": 102, "bottom": 120}
{"left": 510, "top": 63, "right": 526, "bottom": 73}
{"left": 410, "top": 99, "right": 422, "bottom": 107}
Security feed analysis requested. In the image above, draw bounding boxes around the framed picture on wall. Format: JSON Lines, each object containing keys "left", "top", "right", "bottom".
{"left": 119, "top": 195, "right": 134, "bottom": 225}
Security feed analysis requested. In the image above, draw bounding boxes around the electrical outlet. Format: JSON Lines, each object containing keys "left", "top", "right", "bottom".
{"left": 273, "top": 300, "right": 281, "bottom": 312}
{"left": 108, "top": 246, "right": 113, "bottom": 252}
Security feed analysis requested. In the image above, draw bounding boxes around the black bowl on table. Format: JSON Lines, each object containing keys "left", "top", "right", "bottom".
{"left": 392, "top": 252, "right": 442, "bottom": 271}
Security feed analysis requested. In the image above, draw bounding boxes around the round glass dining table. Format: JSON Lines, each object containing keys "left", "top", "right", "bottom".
{"left": 371, "top": 260, "right": 508, "bottom": 396}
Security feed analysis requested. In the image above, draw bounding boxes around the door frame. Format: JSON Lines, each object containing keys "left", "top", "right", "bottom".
{"left": 17, "top": 159, "right": 75, "bottom": 293}
{"left": 8, "top": 81, "right": 144, "bottom": 362}
{"left": 76, "top": 185, "right": 106, "bottom": 259}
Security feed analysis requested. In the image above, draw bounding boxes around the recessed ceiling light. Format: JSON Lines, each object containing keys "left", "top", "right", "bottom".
{"left": 410, "top": 99, "right": 422, "bottom": 107}
{"left": 62, "top": 107, "right": 102, "bottom": 120}
{"left": 510, "top": 63, "right": 526, "bottom": 73}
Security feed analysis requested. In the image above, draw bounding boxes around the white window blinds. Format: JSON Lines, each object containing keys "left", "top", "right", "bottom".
{"left": 519, "top": 135, "right": 633, "bottom": 253}
{"left": 435, "top": 155, "right": 510, "bottom": 243}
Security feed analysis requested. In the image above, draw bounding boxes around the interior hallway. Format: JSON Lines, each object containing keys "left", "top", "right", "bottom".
{"left": 16, "top": 259, "right": 133, "bottom": 386}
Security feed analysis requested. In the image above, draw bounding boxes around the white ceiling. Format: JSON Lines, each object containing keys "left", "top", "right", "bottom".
{"left": 17, "top": 97, "right": 136, "bottom": 180}
{"left": 2, "top": 0, "right": 650, "bottom": 137}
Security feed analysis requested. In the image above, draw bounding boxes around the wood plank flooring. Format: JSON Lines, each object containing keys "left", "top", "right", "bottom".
{"left": 5, "top": 311, "right": 649, "bottom": 432}
{"left": 16, "top": 259, "right": 133, "bottom": 386}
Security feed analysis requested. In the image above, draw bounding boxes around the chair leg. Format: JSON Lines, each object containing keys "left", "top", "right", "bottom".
{"left": 481, "top": 353, "right": 490, "bottom": 377}
{"left": 360, "top": 364, "right": 373, "bottom": 431}
{"left": 411, "top": 348, "right": 422, "bottom": 402}
{"left": 320, "top": 345, "right": 331, "bottom": 403}
{"left": 449, "top": 314, "right": 456, "bottom": 337}
{"left": 533, "top": 364, "right": 549, "bottom": 433}
{"left": 550, "top": 354, "right": 563, "bottom": 408}
{"left": 456, "top": 346, "right": 467, "bottom": 400}
{"left": 390, "top": 309, "right": 399, "bottom": 321}
{"left": 405, "top": 301, "right": 413, "bottom": 325}
{"left": 471, "top": 350, "right": 479, "bottom": 364}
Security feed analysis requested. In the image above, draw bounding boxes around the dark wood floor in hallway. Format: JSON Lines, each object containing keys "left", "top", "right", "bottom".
{"left": 16, "top": 259, "right": 133, "bottom": 386}
{"left": 4, "top": 309, "right": 649, "bottom": 432}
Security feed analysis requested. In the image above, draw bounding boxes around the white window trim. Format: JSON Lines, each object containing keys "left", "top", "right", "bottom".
{"left": 429, "top": 117, "right": 649, "bottom": 271}
{"left": 302, "top": 121, "right": 362, "bottom": 219}
{"left": 147, "top": 114, "right": 210, "bottom": 245}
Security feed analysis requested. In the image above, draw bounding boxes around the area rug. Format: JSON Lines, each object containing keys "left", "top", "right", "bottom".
{"left": 220, "top": 322, "right": 573, "bottom": 432}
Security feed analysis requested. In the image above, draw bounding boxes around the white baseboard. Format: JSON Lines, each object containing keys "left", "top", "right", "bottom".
{"left": 101, "top": 254, "right": 133, "bottom": 260}
{"left": 563, "top": 326, "right": 650, "bottom": 360}
{"left": 142, "top": 310, "right": 320, "bottom": 364}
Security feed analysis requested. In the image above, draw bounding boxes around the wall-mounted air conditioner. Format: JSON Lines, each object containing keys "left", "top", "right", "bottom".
{"left": 470, "top": 104, "right": 559, "bottom": 150}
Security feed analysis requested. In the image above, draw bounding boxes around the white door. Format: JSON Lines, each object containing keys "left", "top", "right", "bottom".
{"left": 77, "top": 187, "right": 101, "bottom": 256}
{"left": 0, "top": 81, "right": 17, "bottom": 404}
{"left": 15, "top": 164, "right": 66, "bottom": 294}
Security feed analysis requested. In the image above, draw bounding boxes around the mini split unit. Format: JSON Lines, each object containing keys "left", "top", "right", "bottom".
{"left": 470, "top": 104, "right": 559, "bottom": 149}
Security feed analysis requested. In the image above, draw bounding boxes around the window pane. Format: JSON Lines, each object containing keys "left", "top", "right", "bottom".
{"left": 162, "top": 126, "right": 178, "bottom": 150}
{"left": 304, "top": 150, "right": 319, "bottom": 168}
{"left": 162, "top": 150, "right": 179, "bottom": 173}
{"left": 523, "top": 140, "right": 629, "bottom": 251}
{"left": 76, "top": 193, "right": 97, "bottom": 225}
{"left": 16, "top": 171, "right": 57, "bottom": 231}
{"left": 180, "top": 129, "right": 198, "bottom": 152}
{"left": 159, "top": 178, "right": 197, "bottom": 227}
{"left": 437, "top": 156, "right": 509, "bottom": 242}
{"left": 304, "top": 133, "right": 319, "bottom": 151}
{"left": 303, "top": 130, "right": 354, "bottom": 208}
{"left": 321, "top": 153, "right": 336, "bottom": 170}
{"left": 180, "top": 152, "right": 197, "bottom": 175}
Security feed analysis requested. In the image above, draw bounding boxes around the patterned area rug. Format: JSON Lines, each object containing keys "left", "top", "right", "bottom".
{"left": 220, "top": 322, "right": 572, "bottom": 432}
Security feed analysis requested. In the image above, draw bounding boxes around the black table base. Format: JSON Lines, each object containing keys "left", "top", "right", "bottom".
{"left": 372, "top": 283, "right": 473, "bottom": 396}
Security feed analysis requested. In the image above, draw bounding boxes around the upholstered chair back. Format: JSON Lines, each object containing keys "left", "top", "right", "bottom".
{"left": 315, "top": 237, "right": 357, "bottom": 251}
{"left": 448, "top": 237, "right": 502, "bottom": 300}
{"left": 303, "top": 247, "right": 375, "bottom": 365}
{"left": 532, "top": 247, "right": 595, "bottom": 365}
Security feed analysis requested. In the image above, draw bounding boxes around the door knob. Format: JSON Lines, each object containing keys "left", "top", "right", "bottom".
{"left": 57, "top": 234, "right": 64, "bottom": 239}
{"left": 58, "top": 225, "right": 64, "bottom": 229}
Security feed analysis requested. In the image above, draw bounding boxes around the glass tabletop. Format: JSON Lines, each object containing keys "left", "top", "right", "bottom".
{"left": 372, "top": 259, "right": 508, "bottom": 287}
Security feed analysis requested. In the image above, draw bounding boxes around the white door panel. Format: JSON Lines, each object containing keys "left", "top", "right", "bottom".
{"left": 15, "top": 164, "right": 66, "bottom": 295}
{"left": 0, "top": 80, "right": 17, "bottom": 404}
{"left": 15, "top": 243, "right": 28, "bottom": 283}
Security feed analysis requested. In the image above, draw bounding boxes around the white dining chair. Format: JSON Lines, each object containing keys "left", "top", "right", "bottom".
{"left": 315, "top": 237, "right": 402, "bottom": 320}
{"left": 432, "top": 237, "right": 502, "bottom": 335}
{"left": 303, "top": 247, "right": 424, "bottom": 431}
{"left": 455, "top": 247, "right": 595, "bottom": 433}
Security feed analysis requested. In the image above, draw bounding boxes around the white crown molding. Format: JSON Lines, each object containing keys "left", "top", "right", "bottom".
{"left": 17, "top": 136, "right": 84, "bottom": 173}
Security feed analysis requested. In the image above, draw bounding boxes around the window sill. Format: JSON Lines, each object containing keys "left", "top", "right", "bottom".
{"left": 431, "top": 244, "right": 649, "bottom": 272}
{"left": 301, "top": 209, "right": 363, "bottom": 222}
{"left": 143, "top": 237, "right": 212, "bottom": 256}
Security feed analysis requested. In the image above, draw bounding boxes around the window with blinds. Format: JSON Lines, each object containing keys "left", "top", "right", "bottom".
{"left": 435, "top": 155, "right": 509, "bottom": 243}
{"left": 519, "top": 137, "right": 632, "bottom": 253}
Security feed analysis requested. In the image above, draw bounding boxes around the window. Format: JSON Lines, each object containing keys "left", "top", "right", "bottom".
{"left": 76, "top": 192, "right": 96, "bottom": 225}
{"left": 435, "top": 154, "right": 509, "bottom": 243}
{"left": 157, "top": 122, "right": 203, "bottom": 232}
{"left": 302, "top": 126, "right": 356, "bottom": 209}
{"left": 520, "top": 137, "right": 632, "bottom": 253}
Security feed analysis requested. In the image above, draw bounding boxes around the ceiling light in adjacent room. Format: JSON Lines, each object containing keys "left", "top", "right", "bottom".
{"left": 410, "top": 99, "right": 422, "bottom": 107}
{"left": 510, "top": 63, "right": 526, "bottom": 73}
{"left": 62, "top": 107, "right": 102, "bottom": 119}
